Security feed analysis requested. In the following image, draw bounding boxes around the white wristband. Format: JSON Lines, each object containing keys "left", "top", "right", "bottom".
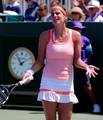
{"left": 26, "top": 69, "right": 34, "bottom": 75}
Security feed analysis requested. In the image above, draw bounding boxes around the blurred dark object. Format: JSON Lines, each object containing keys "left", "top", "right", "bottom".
{"left": 0, "top": 0, "right": 3, "bottom": 13}
{"left": 99, "top": 0, "right": 103, "bottom": 4}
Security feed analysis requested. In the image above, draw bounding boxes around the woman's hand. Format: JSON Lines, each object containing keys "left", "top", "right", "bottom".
{"left": 19, "top": 70, "right": 34, "bottom": 85}
{"left": 86, "top": 65, "right": 100, "bottom": 78}
{"left": 23, "top": 70, "right": 34, "bottom": 80}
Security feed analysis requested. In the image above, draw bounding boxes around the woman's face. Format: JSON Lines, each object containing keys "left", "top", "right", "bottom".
{"left": 51, "top": 7, "right": 67, "bottom": 26}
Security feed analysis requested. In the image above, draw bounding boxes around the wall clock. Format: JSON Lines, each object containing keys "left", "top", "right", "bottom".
{"left": 8, "top": 47, "right": 35, "bottom": 79}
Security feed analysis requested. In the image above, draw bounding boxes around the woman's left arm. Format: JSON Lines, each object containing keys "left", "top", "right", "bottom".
{"left": 73, "top": 30, "right": 99, "bottom": 78}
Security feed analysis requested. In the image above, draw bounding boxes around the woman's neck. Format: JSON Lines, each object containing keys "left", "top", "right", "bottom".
{"left": 54, "top": 24, "right": 67, "bottom": 37}
{"left": 53, "top": 24, "right": 69, "bottom": 43}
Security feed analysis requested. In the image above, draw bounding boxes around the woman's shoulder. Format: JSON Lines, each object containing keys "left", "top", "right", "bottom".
{"left": 39, "top": 28, "right": 53, "bottom": 43}
{"left": 70, "top": 29, "right": 82, "bottom": 42}
{"left": 68, "top": 28, "right": 81, "bottom": 37}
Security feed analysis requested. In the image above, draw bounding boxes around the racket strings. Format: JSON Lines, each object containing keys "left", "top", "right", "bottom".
{"left": 0, "top": 94, "right": 8, "bottom": 104}
{"left": 0, "top": 87, "right": 9, "bottom": 104}
{"left": 0, "top": 82, "right": 21, "bottom": 105}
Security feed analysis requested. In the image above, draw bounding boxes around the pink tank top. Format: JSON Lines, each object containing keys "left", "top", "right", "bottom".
{"left": 42, "top": 29, "right": 74, "bottom": 81}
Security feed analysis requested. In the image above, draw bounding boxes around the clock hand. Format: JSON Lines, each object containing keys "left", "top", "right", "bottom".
{"left": 19, "top": 59, "right": 28, "bottom": 65}
{"left": 17, "top": 57, "right": 23, "bottom": 65}
{"left": 20, "top": 58, "right": 31, "bottom": 65}
{"left": 20, "top": 61, "right": 25, "bottom": 65}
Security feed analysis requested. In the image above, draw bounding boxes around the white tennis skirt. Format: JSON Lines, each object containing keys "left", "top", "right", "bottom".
{"left": 37, "top": 77, "right": 78, "bottom": 103}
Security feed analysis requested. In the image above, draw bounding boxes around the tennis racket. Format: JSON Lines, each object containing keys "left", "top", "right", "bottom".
{"left": 0, "top": 76, "right": 33, "bottom": 105}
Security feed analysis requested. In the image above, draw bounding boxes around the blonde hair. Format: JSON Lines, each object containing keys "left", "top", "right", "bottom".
{"left": 51, "top": 4, "right": 68, "bottom": 17}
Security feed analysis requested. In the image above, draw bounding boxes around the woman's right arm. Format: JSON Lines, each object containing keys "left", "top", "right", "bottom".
{"left": 31, "top": 31, "right": 49, "bottom": 72}
{"left": 21, "top": 30, "right": 49, "bottom": 84}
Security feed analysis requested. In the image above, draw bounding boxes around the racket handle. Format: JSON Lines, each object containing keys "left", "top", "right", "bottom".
{"left": 18, "top": 76, "right": 34, "bottom": 86}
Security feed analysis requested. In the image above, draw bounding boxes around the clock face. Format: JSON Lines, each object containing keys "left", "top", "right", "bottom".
{"left": 8, "top": 47, "right": 35, "bottom": 79}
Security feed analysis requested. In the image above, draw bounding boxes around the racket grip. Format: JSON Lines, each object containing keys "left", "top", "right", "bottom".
{"left": 19, "top": 76, "right": 34, "bottom": 86}
{"left": 15, "top": 82, "right": 22, "bottom": 87}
